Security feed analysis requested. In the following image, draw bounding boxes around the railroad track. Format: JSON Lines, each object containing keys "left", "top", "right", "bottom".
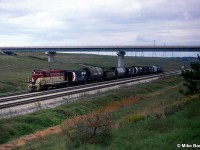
{"left": 0, "top": 70, "right": 181, "bottom": 109}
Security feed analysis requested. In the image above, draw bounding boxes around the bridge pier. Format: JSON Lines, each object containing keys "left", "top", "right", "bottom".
{"left": 0, "top": 50, "right": 16, "bottom": 55}
{"left": 117, "top": 51, "right": 126, "bottom": 67}
{"left": 45, "top": 51, "right": 56, "bottom": 63}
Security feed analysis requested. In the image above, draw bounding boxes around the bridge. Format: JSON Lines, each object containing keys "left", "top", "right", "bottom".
{"left": 1, "top": 45, "right": 200, "bottom": 67}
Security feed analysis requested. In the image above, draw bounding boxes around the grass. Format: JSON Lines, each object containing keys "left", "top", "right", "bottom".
{"left": 0, "top": 52, "right": 191, "bottom": 94}
{"left": 0, "top": 75, "right": 186, "bottom": 145}
{"left": 108, "top": 98, "right": 200, "bottom": 150}
{"left": 13, "top": 75, "right": 200, "bottom": 150}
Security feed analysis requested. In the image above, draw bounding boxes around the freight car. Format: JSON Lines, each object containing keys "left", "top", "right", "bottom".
{"left": 156, "top": 66, "right": 164, "bottom": 73}
{"left": 133, "top": 66, "right": 143, "bottom": 75}
{"left": 66, "top": 69, "right": 87, "bottom": 85}
{"left": 104, "top": 69, "right": 116, "bottom": 80}
{"left": 104, "top": 67, "right": 127, "bottom": 80}
{"left": 82, "top": 67, "right": 104, "bottom": 82}
{"left": 28, "top": 65, "right": 163, "bottom": 92}
{"left": 148, "top": 66, "right": 154, "bottom": 74}
{"left": 142, "top": 66, "right": 149, "bottom": 75}
{"left": 111, "top": 67, "right": 127, "bottom": 78}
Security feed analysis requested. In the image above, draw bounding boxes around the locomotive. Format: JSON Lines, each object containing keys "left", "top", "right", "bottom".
{"left": 28, "top": 65, "right": 163, "bottom": 92}
{"left": 28, "top": 69, "right": 68, "bottom": 91}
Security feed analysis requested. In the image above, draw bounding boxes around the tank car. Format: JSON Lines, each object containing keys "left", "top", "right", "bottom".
{"left": 126, "top": 66, "right": 135, "bottom": 77}
{"left": 148, "top": 66, "right": 154, "bottom": 74}
{"left": 152, "top": 66, "right": 158, "bottom": 73}
{"left": 157, "top": 66, "right": 164, "bottom": 73}
{"left": 142, "top": 66, "right": 149, "bottom": 75}
{"left": 82, "top": 67, "right": 104, "bottom": 82}
{"left": 104, "top": 69, "right": 116, "bottom": 80}
{"left": 110, "top": 67, "right": 127, "bottom": 78}
{"left": 66, "top": 69, "right": 87, "bottom": 85}
{"left": 133, "top": 66, "right": 143, "bottom": 75}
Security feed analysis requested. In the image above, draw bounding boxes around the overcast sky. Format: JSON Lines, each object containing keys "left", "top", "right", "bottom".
{"left": 0, "top": 0, "right": 200, "bottom": 46}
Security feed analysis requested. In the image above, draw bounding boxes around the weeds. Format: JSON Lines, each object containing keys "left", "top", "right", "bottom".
{"left": 125, "top": 114, "right": 146, "bottom": 123}
{"left": 164, "top": 104, "right": 182, "bottom": 117}
{"left": 62, "top": 109, "right": 112, "bottom": 147}
{"left": 0, "top": 75, "right": 188, "bottom": 148}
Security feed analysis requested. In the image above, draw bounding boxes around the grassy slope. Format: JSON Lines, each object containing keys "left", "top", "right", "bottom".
{"left": 0, "top": 53, "right": 190, "bottom": 94}
{"left": 0, "top": 75, "right": 190, "bottom": 145}
{"left": 17, "top": 76, "right": 200, "bottom": 150}
{"left": 14, "top": 77, "right": 200, "bottom": 150}
{"left": 107, "top": 100, "right": 200, "bottom": 150}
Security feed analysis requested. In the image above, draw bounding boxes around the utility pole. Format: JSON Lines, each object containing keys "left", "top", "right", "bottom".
{"left": 154, "top": 40, "right": 155, "bottom": 46}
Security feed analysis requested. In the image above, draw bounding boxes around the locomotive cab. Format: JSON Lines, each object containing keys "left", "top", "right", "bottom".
{"left": 28, "top": 70, "right": 47, "bottom": 92}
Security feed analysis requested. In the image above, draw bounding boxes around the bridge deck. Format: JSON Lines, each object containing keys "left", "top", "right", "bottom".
{"left": 1, "top": 45, "right": 200, "bottom": 52}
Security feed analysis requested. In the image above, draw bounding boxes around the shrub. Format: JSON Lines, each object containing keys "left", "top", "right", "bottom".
{"left": 62, "top": 109, "right": 112, "bottom": 147}
{"left": 181, "top": 55, "right": 200, "bottom": 95}
{"left": 164, "top": 104, "right": 182, "bottom": 118}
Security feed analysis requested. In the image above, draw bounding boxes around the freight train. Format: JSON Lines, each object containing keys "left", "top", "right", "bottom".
{"left": 28, "top": 65, "right": 163, "bottom": 92}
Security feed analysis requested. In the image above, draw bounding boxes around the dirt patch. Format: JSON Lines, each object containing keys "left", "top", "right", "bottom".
{"left": 0, "top": 95, "right": 142, "bottom": 150}
{"left": 0, "top": 125, "right": 61, "bottom": 150}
